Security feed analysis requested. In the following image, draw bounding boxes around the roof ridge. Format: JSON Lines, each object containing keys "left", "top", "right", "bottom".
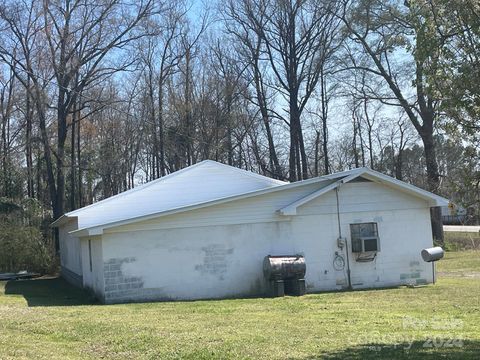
{"left": 318, "top": 167, "right": 367, "bottom": 180}
{"left": 203, "top": 160, "right": 287, "bottom": 185}
{"left": 65, "top": 160, "right": 284, "bottom": 217}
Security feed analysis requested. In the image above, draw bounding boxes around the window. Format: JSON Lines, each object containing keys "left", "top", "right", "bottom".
{"left": 88, "top": 239, "right": 93, "bottom": 272}
{"left": 350, "top": 222, "right": 379, "bottom": 253}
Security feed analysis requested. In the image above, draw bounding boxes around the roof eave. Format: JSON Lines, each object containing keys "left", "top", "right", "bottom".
{"left": 279, "top": 168, "right": 449, "bottom": 215}
{"left": 279, "top": 172, "right": 362, "bottom": 215}
{"left": 69, "top": 227, "right": 103, "bottom": 237}
{"left": 360, "top": 170, "right": 449, "bottom": 207}
{"left": 51, "top": 215, "right": 76, "bottom": 228}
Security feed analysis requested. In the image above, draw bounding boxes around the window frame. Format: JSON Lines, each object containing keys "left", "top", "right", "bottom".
{"left": 350, "top": 222, "right": 380, "bottom": 253}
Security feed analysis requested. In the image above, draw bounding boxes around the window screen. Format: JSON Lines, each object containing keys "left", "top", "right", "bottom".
{"left": 350, "top": 223, "right": 379, "bottom": 252}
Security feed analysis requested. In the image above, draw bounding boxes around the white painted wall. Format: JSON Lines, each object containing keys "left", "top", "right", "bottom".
{"left": 97, "top": 180, "right": 434, "bottom": 303}
{"left": 102, "top": 222, "right": 295, "bottom": 302}
{"left": 80, "top": 236, "right": 105, "bottom": 299}
{"left": 296, "top": 180, "right": 433, "bottom": 290}
{"left": 58, "top": 218, "right": 83, "bottom": 285}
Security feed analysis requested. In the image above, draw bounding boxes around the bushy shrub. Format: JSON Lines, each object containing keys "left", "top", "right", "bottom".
{"left": 441, "top": 232, "right": 480, "bottom": 251}
{"left": 0, "top": 198, "right": 56, "bottom": 274}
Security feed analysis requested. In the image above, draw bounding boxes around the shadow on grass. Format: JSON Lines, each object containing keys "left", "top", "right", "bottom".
{"left": 313, "top": 340, "right": 480, "bottom": 360}
{"left": 3, "top": 279, "right": 430, "bottom": 307}
{"left": 4, "top": 277, "right": 97, "bottom": 307}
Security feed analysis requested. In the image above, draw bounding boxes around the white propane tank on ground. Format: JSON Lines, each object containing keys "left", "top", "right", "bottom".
{"left": 421, "top": 246, "right": 445, "bottom": 262}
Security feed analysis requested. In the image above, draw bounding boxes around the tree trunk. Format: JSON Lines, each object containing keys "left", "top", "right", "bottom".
{"left": 320, "top": 67, "right": 329, "bottom": 175}
{"left": 34, "top": 84, "right": 57, "bottom": 218}
{"left": 395, "top": 126, "right": 405, "bottom": 180}
{"left": 297, "top": 121, "right": 308, "bottom": 180}
{"left": 158, "top": 76, "right": 166, "bottom": 177}
{"left": 55, "top": 91, "right": 68, "bottom": 220}
{"left": 226, "top": 92, "right": 233, "bottom": 166}
{"left": 25, "top": 78, "right": 34, "bottom": 198}
{"left": 252, "top": 61, "right": 282, "bottom": 179}
{"left": 288, "top": 119, "right": 297, "bottom": 182}
{"left": 70, "top": 101, "right": 77, "bottom": 210}
{"left": 314, "top": 130, "right": 320, "bottom": 177}
{"left": 363, "top": 99, "right": 374, "bottom": 169}
{"left": 77, "top": 105, "right": 82, "bottom": 207}
{"left": 420, "top": 125, "right": 444, "bottom": 244}
{"left": 184, "top": 47, "right": 192, "bottom": 167}
{"left": 395, "top": 150, "right": 403, "bottom": 180}
{"left": 352, "top": 111, "right": 359, "bottom": 168}
{"left": 289, "top": 92, "right": 307, "bottom": 181}
{"left": 1, "top": 105, "right": 7, "bottom": 197}
{"left": 295, "top": 133, "right": 302, "bottom": 180}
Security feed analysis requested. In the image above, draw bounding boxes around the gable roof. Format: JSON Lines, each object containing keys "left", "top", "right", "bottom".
{"left": 62, "top": 165, "right": 449, "bottom": 237}
{"left": 52, "top": 160, "right": 286, "bottom": 229}
{"left": 278, "top": 167, "right": 449, "bottom": 215}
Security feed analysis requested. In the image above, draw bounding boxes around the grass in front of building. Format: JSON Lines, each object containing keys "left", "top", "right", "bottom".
{"left": 0, "top": 250, "right": 479, "bottom": 359}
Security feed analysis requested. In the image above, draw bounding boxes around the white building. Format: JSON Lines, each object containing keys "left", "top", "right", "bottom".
{"left": 52, "top": 160, "right": 448, "bottom": 304}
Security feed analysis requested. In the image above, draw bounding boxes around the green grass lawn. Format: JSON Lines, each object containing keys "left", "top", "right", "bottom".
{"left": 1, "top": 251, "right": 479, "bottom": 359}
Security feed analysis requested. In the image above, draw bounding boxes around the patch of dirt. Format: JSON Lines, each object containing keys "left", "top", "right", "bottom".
{"left": 437, "top": 271, "right": 480, "bottom": 279}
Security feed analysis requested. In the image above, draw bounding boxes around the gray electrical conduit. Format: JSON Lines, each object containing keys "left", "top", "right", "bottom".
{"left": 335, "top": 187, "right": 352, "bottom": 290}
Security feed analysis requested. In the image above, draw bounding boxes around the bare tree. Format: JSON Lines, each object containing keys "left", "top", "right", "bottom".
{"left": 137, "top": 2, "right": 193, "bottom": 178}
{"left": 338, "top": 0, "right": 445, "bottom": 241}
{"left": 224, "top": 0, "right": 342, "bottom": 181}
{"left": 223, "top": 5, "right": 284, "bottom": 179}
{"left": 0, "top": 0, "right": 161, "bottom": 220}
{"left": 0, "top": 61, "right": 17, "bottom": 196}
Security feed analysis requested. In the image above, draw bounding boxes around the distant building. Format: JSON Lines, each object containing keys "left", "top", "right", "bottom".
{"left": 441, "top": 203, "right": 467, "bottom": 225}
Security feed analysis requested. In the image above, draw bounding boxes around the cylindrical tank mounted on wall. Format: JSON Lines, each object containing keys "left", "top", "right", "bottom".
{"left": 421, "top": 247, "right": 445, "bottom": 262}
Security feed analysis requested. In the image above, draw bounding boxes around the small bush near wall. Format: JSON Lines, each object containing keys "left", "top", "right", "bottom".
{"left": 0, "top": 198, "right": 56, "bottom": 274}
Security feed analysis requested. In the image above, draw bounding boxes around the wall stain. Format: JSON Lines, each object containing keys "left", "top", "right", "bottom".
{"left": 249, "top": 278, "right": 264, "bottom": 296}
{"left": 103, "top": 257, "right": 145, "bottom": 302}
{"left": 194, "top": 244, "right": 234, "bottom": 280}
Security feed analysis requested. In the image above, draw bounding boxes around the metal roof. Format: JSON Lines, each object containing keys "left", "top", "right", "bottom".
{"left": 53, "top": 163, "right": 449, "bottom": 237}
{"left": 52, "top": 160, "right": 286, "bottom": 229}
